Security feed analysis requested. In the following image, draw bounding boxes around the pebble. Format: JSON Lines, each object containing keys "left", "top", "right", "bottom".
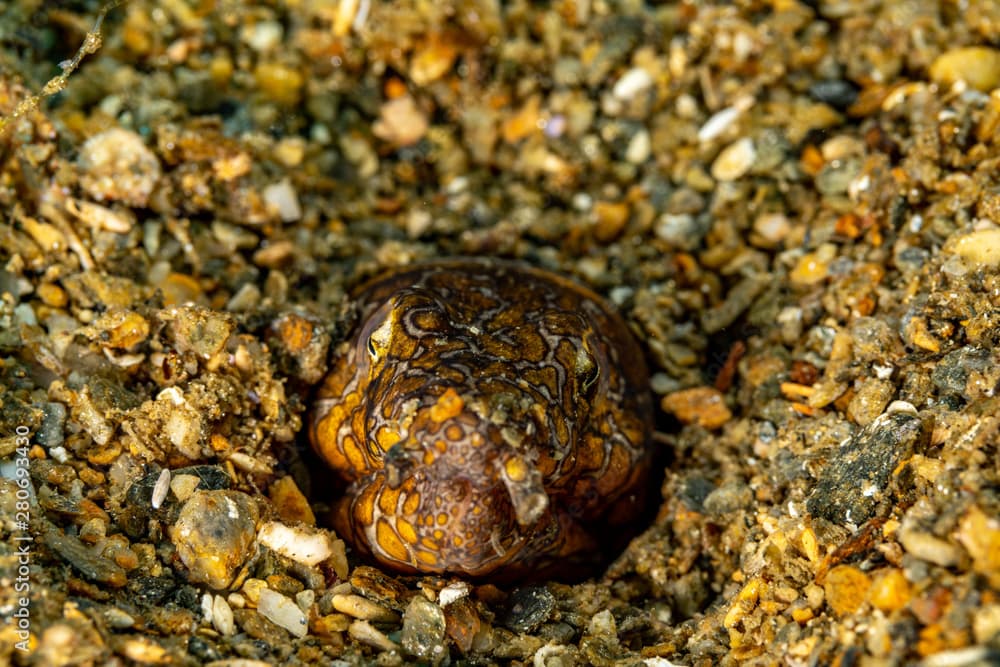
{"left": 253, "top": 62, "right": 304, "bottom": 106}
{"left": 789, "top": 249, "right": 832, "bottom": 286}
{"left": 296, "top": 590, "right": 315, "bottom": 614}
{"left": 806, "top": 410, "right": 929, "bottom": 525}
{"left": 348, "top": 565, "right": 411, "bottom": 612}
{"left": 401, "top": 595, "right": 448, "bottom": 664}
{"left": 612, "top": 66, "right": 654, "bottom": 101}
{"left": 163, "top": 307, "right": 234, "bottom": 359}
{"left": 654, "top": 213, "right": 707, "bottom": 251}
{"left": 442, "top": 597, "right": 481, "bottom": 654}
{"left": 171, "top": 490, "right": 259, "bottom": 589}
{"left": 65, "top": 198, "right": 134, "bottom": 234}
{"left": 823, "top": 565, "right": 871, "bottom": 617}
{"left": 500, "top": 587, "right": 555, "bottom": 634}
{"left": 331, "top": 594, "right": 400, "bottom": 623}
{"left": 225, "top": 284, "right": 261, "bottom": 312}
{"left": 945, "top": 228, "right": 1000, "bottom": 268}
{"left": 928, "top": 46, "right": 1000, "bottom": 92}
{"left": 438, "top": 582, "right": 471, "bottom": 607}
{"left": 266, "top": 475, "right": 316, "bottom": 525}
{"left": 157, "top": 391, "right": 203, "bottom": 460}
{"left": 262, "top": 179, "right": 302, "bottom": 222}
{"left": 37, "top": 283, "right": 68, "bottom": 308}
{"left": 150, "top": 469, "right": 170, "bottom": 509}
{"left": 702, "top": 481, "right": 753, "bottom": 516}
{"left": 410, "top": 36, "right": 458, "bottom": 86}
{"left": 253, "top": 240, "right": 295, "bottom": 268}
{"left": 89, "top": 310, "right": 150, "bottom": 350}
{"left": 815, "top": 157, "right": 861, "bottom": 195}
{"left": 256, "top": 521, "right": 343, "bottom": 569}
{"left": 973, "top": 605, "right": 1000, "bottom": 645}
{"left": 624, "top": 128, "right": 651, "bottom": 164}
{"left": 267, "top": 312, "right": 330, "bottom": 385}
{"left": 120, "top": 637, "right": 170, "bottom": 664}
{"left": 898, "top": 528, "right": 962, "bottom": 568}
{"left": 43, "top": 524, "right": 127, "bottom": 587}
{"left": 212, "top": 595, "right": 236, "bottom": 637}
{"left": 20, "top": 214, "right": 67, "bottom": 253}
{"left": 751, "top": 213, "right": 791, "bottom": 247}
{"left": 930, "top": 347, "right": 991, "bottom": 397}
{"left": 257, "top": 589, "right": 308, "bottom": 638}
{"left": 711, "top": 137, "right": 756, "bottom": 181}
{"left": 29, "top": 410, "right": 60, "bottom": 455}
{"left": 373, "top": 95, "right": 429, "bottom": 147}
{"left": 158, "top": 273, "right": 205, "bottom": 307}
{"left": 591, "top": 201, "right": 630, "bottom": 243}
{"left": 348, "top": 619, "right": 399, "bottom": 652}
{"left": 77, "top": 128, "right": 162, "bottom": 207}
{"left": 868, "top": 569, "right": 912, "bottom": 613}
{"left": 846, "top": 378, "right": 894, "bottom": 426}
{"left": 700, "top": 274, "right": 770, "bottom": 334}
{"left": 660, "top": 387, "right": 732, "bottom": 430}
{"left": 104, "top": 607, "right": 136, "bottom": 629}
{"left": 501, "top": 96, "right": 542, "bottom": 143}
{"left": 698, "top": 105, "right": 744, "bottom": 142}
{"left": 808, "top": 79, "right": 859, "bottom": 111}
{"left": 956, "top": 506, "right": 1000, "bottom": 589}
{"left": 241, "top": 21, "right": 283, "bottom": 53}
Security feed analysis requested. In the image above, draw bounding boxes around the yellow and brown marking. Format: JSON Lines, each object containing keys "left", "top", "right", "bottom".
{"left": 309, "top": 258, "right": 653, "bottom": 579}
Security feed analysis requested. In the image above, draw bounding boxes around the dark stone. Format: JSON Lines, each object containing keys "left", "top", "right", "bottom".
{"left": 129, "top": 575, "right": 177, "bottom": 605}
{"left": 679, "top": 476, "right": 715, "bottom": 512}
{"left": 931, "top": 347, "right": 991, "bottom": 396}
{"left": 171, "top": 465, "right": 233, "bottom": 491}
{"left": 806, "top": 411, "right": 930, "bottom": 525}
{"left": 500, "top": 586, "right": 555, "bottom": 634}
{"left": 187, "top": 635, "right": 222, "bottom": 662}
{"left": 809, "top": 79, "right": 859, "bottom": 110}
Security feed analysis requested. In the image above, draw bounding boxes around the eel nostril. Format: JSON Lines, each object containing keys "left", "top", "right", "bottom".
{"left": 383, "top": 443, "right": 414, "bottom": 489}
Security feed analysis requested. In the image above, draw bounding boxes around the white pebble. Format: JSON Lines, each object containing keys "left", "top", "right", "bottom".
{"left": 212, "top": 595, "right": 235, "bottom": 637}
{"left": 625, "top": 129, "right": 651, "bottom": 164}
{"left": 151, "top": 468, "right": 171, "bottom": 509}
{"left": 752, "top": 213, "right": 791, "bottom": 245}
{"left": 242, "top": 21, "right": 283, "bottom": 53}
{"left": 77, "top": 128, "right": 162, "bottom": 207}
{"left": 612, "top": 67, "right": 654, "bottom": 101}
{"left": 201, "top": 593, "right": 214, "bottom": 623}
{"left": 711, "top": 137, "right": 756, "bottom": 181}
{"left": 898, "top": 528, "right": 962, "bottom": 567}
{"left": 49, "top": 446, "right": 69, "bottom": 463}
{"left": 349, "top": 619, "right": 399, "bottom": 651}
{"left": 438, "top": 582, "right": 470, "bottom": 607}
{"left": 885, "top": 400, "right": 918, "bottom": 416}
{"left": 946, "top": 227, "right": 1000, "bottom": 268}
{"left": 13, "top": 303, "right": 37, "bottom": 326}
{"left": 698, "top": 106, "right": 742, "bottom": 142}
{"left": 157, "top": 386, "right": 186, "bottom": 406}
{"left": 263, "top": 179, "right": 302, "bottom": 222}
{"left": 257, "top": 588, "right": 308, "bottom": 638}
{"left": 332, "top": 594, "right": 399, "bottom": 623}
{"left": 257, "top": 521, "right": 337, "bottom": 567}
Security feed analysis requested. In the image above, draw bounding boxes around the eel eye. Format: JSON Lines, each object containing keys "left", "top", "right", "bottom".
{"left": 365, "top": 312, "right": 394, "bottom": 361}
{"left": 575, "top": 347, "right": 600, "bottom": 394}
{"left": 580, "top": 362, "right": 600, "bottom": 393}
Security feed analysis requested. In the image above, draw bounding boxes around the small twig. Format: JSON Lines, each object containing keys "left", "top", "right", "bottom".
{"left": 0, "top": 0, "right": 131, "bottom": 139}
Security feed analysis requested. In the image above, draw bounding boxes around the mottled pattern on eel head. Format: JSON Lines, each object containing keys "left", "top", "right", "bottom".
{"left": 309, "top": 258, "right": 653, "bottom": 580}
